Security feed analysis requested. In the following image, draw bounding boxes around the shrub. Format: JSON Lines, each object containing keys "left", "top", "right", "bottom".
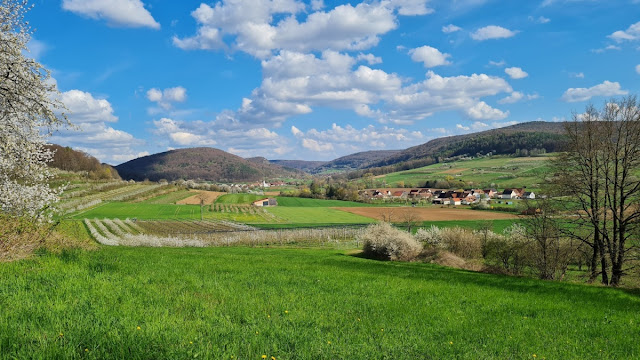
{"left": 483, "top": 224, "right": 529, "bottom": 275}
{"left": 439, "top": 227, "right": 482, "bottom": 259}
{"left": 359, "top": 222, "right": 422, "bottom": 261}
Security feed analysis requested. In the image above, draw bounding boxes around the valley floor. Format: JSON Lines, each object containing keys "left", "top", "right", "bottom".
{"left": 1, "top": 246, "right": 638, "bottom": 359}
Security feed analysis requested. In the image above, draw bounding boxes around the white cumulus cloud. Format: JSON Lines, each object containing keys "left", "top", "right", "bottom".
{"left": 498, "top": 92, "right": 539, "bottom": 104}
{"left": 173, "top": 1, "right": 402, "bottom": 58}
{"left": 471, "top": 25, "right": 517, "bottom": 41}
{"left": 609, "top": 21, "right": 640, "bottom": 42}
{"left": 62, "top": 0, "right": 160, "bottom": 29}
{"left": 561, "top": 81, "right": 628, "bottom": 102}
{"left": 59, "top": 90, "right": 118, "bottom": 123}
{"left": 52, "top": 90, "right": 144, "bottom": 164}
{"left": 505, "top": 67, "right": 528, "bottom": 79}
{"left": 409, "top": 45, "right": 452, "bottom": 68}
{"left": 146, "top": 86, "right": 187, "bottom": 110}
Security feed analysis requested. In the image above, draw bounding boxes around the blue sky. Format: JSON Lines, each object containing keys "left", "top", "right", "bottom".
{"left": 26, "top": 0, "right": 640, "bottom": 164}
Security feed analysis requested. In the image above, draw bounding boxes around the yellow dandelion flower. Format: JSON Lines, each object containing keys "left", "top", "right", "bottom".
{"left": 533, "top": 355, "right": 537, "bottom": 358}
{"left": 256, "top": 331, "right": 259, "bottom": 335}
{"left": 328, "top": 341, "right": 331, "bottom": 344}
{"left": 262, "top": 355, "right": 267, "bottom": 359}
{"left": 58, "top": 332, "right": 63, "bottom": 337}
{"left": 357, "top": 318, "right": 361, "bottom": 322}
{"left": 190, "top": 341, "right": 193, "bottom": 344}
{"left": 136, "top": 326, "right": 141, "bottom": 330}
{"left": 85, "top": 349, "right": 89, "bottom": 352}
{"left": 285, "top": 310, "right": 289, "bottom": 314}
{"left": 449, "top": 341, "right": 453, "bottom": 345}
{"left": 267, "top": 315, "right": 271, "bottom": 318}
{"left": 271, "top": 357, "right": 276, "bottom": 360}
{"left": 380, "top": 328, "right": 384, "bottom": 332}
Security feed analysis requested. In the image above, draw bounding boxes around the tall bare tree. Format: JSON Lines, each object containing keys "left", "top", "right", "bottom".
{"left": 552, "top": 96, "right": 640, "bottom": 286}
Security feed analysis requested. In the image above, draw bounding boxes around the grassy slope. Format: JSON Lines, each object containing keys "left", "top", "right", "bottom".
{"left": 376, "top": 155, "right": 552, "bottom": 190}
{"left": 0, "top": 247, "right": 637, "bottom": 359}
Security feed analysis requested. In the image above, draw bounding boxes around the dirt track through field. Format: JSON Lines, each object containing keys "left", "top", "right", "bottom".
{"left": 177, "top": 191, "right": 225, "bottom": 205}
{"left": 335, "top": 207, "right": 518, "bottom": 221}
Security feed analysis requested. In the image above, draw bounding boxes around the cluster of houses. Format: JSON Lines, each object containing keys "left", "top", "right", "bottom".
{"left": 360, "top": 188, "right": 535, "bottom": 205}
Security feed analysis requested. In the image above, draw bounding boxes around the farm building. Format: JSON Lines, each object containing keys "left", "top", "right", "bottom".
{"left": 252, "top": 198, "right": 278, "bottom": 207}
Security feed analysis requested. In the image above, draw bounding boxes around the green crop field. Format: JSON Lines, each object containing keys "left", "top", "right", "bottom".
{"left": 374, "top": 155, "right": 553, "bottom": 190}
{"left": 217, "top": 194, "right": 372, "bottom": 208}
{"left": 274, "top": 197, "right": 370, "bottom": 207}
{"left": 265, "top": 207, "right": 374, "bottom": 225}
{"left": 1, "top": 247, "right": 637, "bottom": 359}
{"left": 71, "top": 202, "right": 207, "bottom": 220}
{"left": 70, "top": 202, "right": 276, "bottom": 224}
{"left": 414, "top": 219, "right": 520, "bottom": 233}
{"left": 215, "top": 194, "right": 265, "bottom": 204}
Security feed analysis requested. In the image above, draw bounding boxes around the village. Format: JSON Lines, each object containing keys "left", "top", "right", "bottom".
{"left": 360, "top": 187, "right": 536, "bottom": 205}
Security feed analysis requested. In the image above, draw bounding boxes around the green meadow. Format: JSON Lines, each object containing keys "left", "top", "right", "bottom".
{"left": 216, "top": 194, "right": 371, "bottom": 208}
{"left": 71, "top": 202, "right": 207, "bottom": 220}
{"left": 1, "top": 247, "right": 638, "bottom": 359}
{"left": 375, "top": 155, "right": 553, "bottom": 190}
{"left": 265, "top": 207, "right": 374, "bottom": 225}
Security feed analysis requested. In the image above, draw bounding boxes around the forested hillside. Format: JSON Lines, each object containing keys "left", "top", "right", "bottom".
{"left": 115, "top": 147, "right": 303, "bottom": 182}
{"left": 311, "top": 150, "right": 402, "bottom": 173}
{"left": 46, "top": 144, "right": 120, "bottom": 180}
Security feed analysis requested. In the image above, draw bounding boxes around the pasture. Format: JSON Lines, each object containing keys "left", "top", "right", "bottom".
{"left": 0, "top": 247, "right": 637, "bottom": 359}
{"left": 374, "top": 155, "right": 553, "bottom": 190}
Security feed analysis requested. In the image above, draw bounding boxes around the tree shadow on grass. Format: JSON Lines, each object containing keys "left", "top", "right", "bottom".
{"left": 337, "top": 252, "right": 640, "bottom": 309}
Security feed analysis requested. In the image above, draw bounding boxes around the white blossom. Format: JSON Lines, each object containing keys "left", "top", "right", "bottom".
{"left": 0, "top": 0, "right": 70, "bottom": 219}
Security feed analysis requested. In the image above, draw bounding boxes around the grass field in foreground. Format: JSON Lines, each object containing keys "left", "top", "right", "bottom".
{"left": 0, "top": 247, "right": 638, "bottom": 359}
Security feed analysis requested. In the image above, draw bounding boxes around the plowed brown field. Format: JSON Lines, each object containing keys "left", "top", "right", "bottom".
{"left": 335, "top": 207, "right": 518, "bottom": 221}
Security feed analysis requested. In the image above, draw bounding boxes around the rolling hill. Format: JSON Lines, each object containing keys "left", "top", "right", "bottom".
{"left": 366, "top": 121, "right": 566, "bottom": 169}
{"left": 311, "top": 150, "right": 402, "bottom": 173}
{"left": 115, "top": 147, "right": 303, "bottom": 182}
{"left": 268, "top": 159, "right": 329, "bottom": 172}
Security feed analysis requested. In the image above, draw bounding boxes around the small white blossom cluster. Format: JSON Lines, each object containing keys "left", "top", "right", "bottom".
{"left": 62, "top": 199, "right": 102, "bottom": 215}
{"left": 415, "top": 226, "right": 443, "bottom": 247}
